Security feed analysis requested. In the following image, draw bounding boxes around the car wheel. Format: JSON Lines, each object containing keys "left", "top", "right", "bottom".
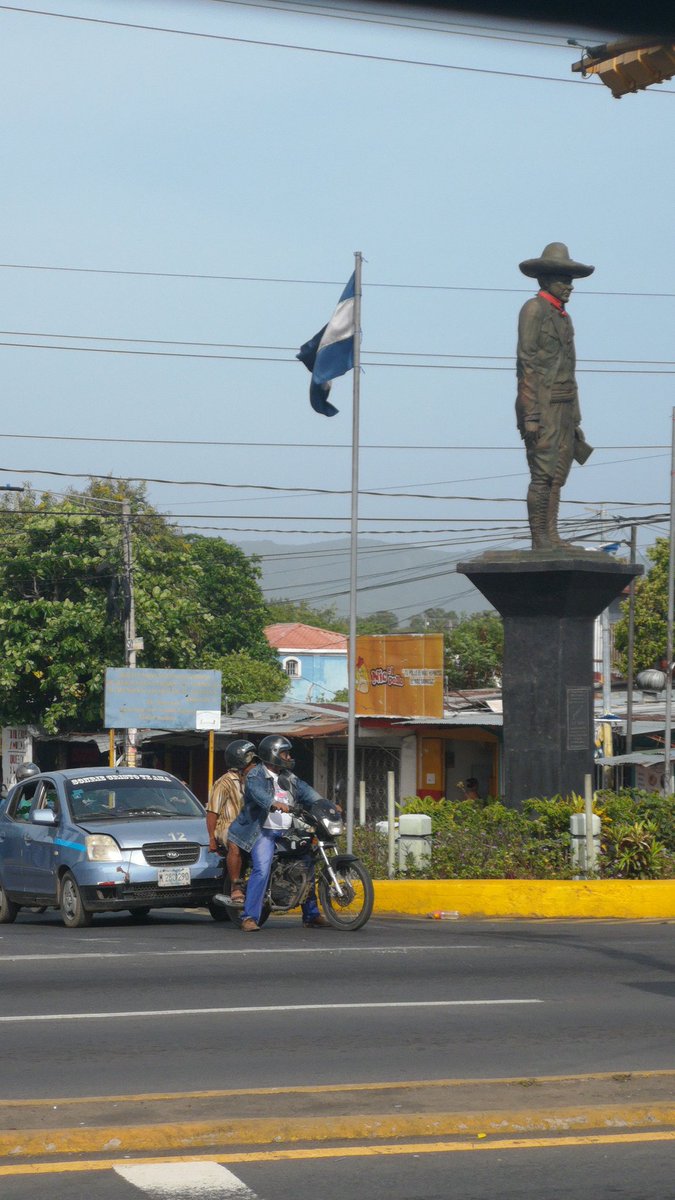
{"left": 59, "top": 871, "right": 93, "bottom": 928}
{"left": 128, "top": 907, "right": 152, "bottom": 920}
{"left": 0, "top": 883, "right": 19, "bottom": 924}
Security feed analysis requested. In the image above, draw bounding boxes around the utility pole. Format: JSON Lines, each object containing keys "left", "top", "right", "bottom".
{"left": 625, "top": 525, "right": 637, "bottom": 754}
{"left": 122, "top": 501, "right": 141, "bottom": 767}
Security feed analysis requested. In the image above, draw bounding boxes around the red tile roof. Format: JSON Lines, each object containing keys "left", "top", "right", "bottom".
{"left": 264, "top": 623, "right": 348, "bottom": 652}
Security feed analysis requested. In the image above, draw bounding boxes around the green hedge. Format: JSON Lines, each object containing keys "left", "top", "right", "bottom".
{"left": 350, "top": 791, "right": 675, "bottom": 880}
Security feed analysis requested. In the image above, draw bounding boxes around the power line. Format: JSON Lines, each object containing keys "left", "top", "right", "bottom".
{"left": 0, "top": 433, "right": 667, "bottom": 452}
{"left": 3, "top": 261, "right": 675, "bottom": 298}
{"left": 2, "top": 339, "right": 674, "bottom": 374}
{"left": 213, "top": 0, "right": 575, "bottom": 48}
{"left": 0, "top": 5, "right": 609, "bottom": 88}
{"left": 5, "top": 328, "right": 675, "bottom": 366}
{"left": 0, "top": 465, "right": 666, "bottom": 506}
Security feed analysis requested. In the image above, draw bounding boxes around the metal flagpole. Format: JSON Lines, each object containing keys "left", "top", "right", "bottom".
{"left": 664, "top": 407, "right": 675, "bottom": 794}
{"left": 346, "top": 251, "right": 363, "bottom": 853}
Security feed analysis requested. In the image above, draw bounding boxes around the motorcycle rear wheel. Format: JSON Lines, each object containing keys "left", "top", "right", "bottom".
{"left": 318, "top": 860, "right": 374, "bottom": 931}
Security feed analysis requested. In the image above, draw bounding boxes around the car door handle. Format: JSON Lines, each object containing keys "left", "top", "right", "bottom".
{"left": 23, "top": 835, "right": 33, "bottom": 845}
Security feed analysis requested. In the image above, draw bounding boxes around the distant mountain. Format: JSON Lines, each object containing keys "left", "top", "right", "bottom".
{"left": 235, "top": 537, "right": 491, "bottom": 619}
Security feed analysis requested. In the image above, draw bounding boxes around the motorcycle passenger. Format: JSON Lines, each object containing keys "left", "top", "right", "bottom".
{"left": 226, "top": 735, "right": 329, "bottom": 932}
{"left": 207, "top": 740, "right": 258, "bottom": 905}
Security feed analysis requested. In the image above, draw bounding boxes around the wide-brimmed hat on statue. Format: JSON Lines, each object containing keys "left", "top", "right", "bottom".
{"left": 519, "top": 242, "right": 595, "bottom": 279}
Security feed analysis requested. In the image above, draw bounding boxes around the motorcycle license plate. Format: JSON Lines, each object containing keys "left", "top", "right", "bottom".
{"left": 157, "top": 867, "right": 191, "bottom": 887}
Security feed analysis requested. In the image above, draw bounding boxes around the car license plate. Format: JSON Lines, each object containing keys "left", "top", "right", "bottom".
{"left": 157, "top": 866, "right": 191, "bottom": 887}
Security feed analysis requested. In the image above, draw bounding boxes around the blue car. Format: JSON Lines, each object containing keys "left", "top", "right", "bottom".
{"left": 0, "top": 768, "right": 223, "bottom": 927}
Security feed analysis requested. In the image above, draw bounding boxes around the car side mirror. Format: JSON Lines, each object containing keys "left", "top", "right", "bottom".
{"left": 32, "top": 809, "right": 57, "bottom": 826}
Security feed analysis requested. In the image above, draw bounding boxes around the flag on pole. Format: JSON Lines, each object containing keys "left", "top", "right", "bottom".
{"left": 297, "top": 272, "right": 355, "bottom": 416}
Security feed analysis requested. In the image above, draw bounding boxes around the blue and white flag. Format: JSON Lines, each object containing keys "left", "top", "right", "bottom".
{"left": 297, "top": 272, "right": 355, "bottom": 417}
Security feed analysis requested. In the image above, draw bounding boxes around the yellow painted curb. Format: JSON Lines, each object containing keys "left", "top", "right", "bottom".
{"left": 373, "top": 879, "right": 675, "bottom": 919}
{"left": 4, "top": 1104, "right": 675, "bottom": 1158}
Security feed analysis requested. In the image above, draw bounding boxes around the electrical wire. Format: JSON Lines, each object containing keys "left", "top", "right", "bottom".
{"left": 0, "top": 5, "right": 612, "bottom": 88}
{"left": 3, "top": 261, "right": 675, "bottom": 299}
{"left": 211, "top": 0, "right": 577, "bottom": 48}
{"left": 6, "top": 328, "right": 675, "bottom": 366}
{"left": 0, "top": 465, "right": 666, "bottom": 507}
{"left": 2, "top": 335, "right": 675, "bottom": 374}
{"left": 0, "top": 432, "right": 668, "bottom": 452}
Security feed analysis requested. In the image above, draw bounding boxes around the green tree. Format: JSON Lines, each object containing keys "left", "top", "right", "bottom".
{"left": 614, "top": 537, "right": 667, "bottom": 673}
{"left": 187, "top": 535, "right": 279, "bottom": 667}
{"left": 407, "top": 607, "right": 458, "bottom": 633}
{"left": 0, "top": 482, "right": 285, "bottom": 733}
{"left": 356, "top": 609, "right": 400, "bottom": 635}
{"left": 445, "top": 611, "right": 503, "bottom": 689}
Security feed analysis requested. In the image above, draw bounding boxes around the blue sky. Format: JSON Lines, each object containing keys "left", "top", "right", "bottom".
{"left": 2, "top": 1, "right": 674, "bottom": 615}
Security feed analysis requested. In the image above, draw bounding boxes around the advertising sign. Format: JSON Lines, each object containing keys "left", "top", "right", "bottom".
{"left": 355, "top": 634, "right": 444, "bottom": 719}
{"left": 104, "top": 669, "right": 221, "bottom": 732}
{"left": 2, "top": 726, "right": 33, "bottom": 790}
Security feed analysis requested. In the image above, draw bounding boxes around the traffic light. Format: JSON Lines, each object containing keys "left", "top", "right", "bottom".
{"left": 571, "top": 39, "right": 675, "bottom": 98}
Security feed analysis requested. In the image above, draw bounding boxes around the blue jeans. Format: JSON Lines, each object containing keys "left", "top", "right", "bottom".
{"left": 243, "top": 828, "right": 321, "bottom": 925}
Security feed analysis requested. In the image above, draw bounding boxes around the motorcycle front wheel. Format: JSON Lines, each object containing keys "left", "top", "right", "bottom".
{"left": 318, "top": 860, "right": 374, "bottom": 931}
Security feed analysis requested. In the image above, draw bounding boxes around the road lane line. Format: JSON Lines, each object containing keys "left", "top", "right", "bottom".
{"left": 0, "top": 944, "right": 481, "bottom": 962}
{"left": 0, "top": 998, "right": 541, "bottom": 1023}
{"left": 2, "top": 1130, "right": 675, "bottom": 1176}
{"left": 115, "top": 1162, "right": 257, "bottom": 1198}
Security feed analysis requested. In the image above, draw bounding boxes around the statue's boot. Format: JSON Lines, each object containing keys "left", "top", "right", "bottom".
{"left": 527, "top": 483, "right": 553, "bottom": 550}
{"left": 546, "top": 484, "right": 566, "bottom": 546}
{"left": 547, "top": 483, "right": 578, "bottom": 552}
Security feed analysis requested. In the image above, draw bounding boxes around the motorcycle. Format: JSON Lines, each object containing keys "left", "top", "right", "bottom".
{"left": 220, "top": 796, "right": 374, "bottom": 931}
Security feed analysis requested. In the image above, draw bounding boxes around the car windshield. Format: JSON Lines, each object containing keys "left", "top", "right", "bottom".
{"left": 66, "top": 775, "right": 204, "bottom": 822}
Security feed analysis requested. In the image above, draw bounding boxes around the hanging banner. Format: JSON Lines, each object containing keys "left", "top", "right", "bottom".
{"left": 355, "top": 634, "right": 444, "bottom": 718}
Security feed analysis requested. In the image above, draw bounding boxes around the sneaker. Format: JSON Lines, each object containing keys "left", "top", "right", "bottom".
{"left": 241, "top": 918, "right": 260, "bottom": 932}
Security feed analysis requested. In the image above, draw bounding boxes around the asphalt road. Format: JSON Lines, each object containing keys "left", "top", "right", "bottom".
{"left": 1, "top": 909, "right": 674, "bottom": 1198}
{"left": 0, "top": 910, "right": 673, "bottom": 1095}
{"left": 3, "top": 1142, "right": 675, "bottom": 1200}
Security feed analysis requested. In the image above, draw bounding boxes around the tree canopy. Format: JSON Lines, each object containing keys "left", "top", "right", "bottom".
{"left": 614, "top": 537, "right": 667, "bottom": 673}
{"left": 445, "top": 612, "right": 503, "bottom": 690}
{"left": 0, "top": 481, "right": 286, "bottom": 733}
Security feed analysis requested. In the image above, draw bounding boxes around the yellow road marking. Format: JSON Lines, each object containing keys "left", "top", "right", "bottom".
{"left": 5, "top": 1069, "right": 675, "bottom": 1108}
{"left": 2, "top": 1129, "right": 675, "bottom": 1177}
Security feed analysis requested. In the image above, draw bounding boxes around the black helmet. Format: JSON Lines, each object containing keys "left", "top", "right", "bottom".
{"left": 224, "top": 740, "right": 259, "bottom": 771}
{"left": 258, "top": 735, "right": 294, "bottom": 771}
{"left": 15, "top": 762, "right": 40, "bottom": 783}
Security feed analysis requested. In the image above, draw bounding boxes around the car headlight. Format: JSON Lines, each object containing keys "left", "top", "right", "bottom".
{"left": 86, "top": 834, "right": 123, "bottom": 862}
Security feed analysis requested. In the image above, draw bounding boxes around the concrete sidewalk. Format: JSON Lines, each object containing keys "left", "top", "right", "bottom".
{"left": 3, "top": 1072, "right": 675, "bottom": 1158}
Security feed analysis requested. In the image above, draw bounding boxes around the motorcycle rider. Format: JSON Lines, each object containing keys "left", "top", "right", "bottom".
{"left": 226, "top": 735, "right": 329, "bottom": 932}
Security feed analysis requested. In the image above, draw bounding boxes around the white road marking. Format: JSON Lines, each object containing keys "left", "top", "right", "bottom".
{"left": 0, "top": 999, "right": 540, "bottom": 1023}
{"left": 115, "top": 1161, "right": 256, "bottom": 1197}
{"left": 0, "top": 944, "right": 481, "bottom": 963}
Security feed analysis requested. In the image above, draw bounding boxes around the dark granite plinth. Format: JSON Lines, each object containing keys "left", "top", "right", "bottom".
{"left": 456, "top": 552, "right": 642, "bottom": 805}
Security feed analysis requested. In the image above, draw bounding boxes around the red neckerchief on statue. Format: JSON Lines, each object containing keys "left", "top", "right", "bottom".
{"left": 538, "top": 289, "right": 567, "bottom": 316}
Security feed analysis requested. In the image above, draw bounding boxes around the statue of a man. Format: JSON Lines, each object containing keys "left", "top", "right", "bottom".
{"left": 516, "top": 242, "right": 595, "bottom": 551}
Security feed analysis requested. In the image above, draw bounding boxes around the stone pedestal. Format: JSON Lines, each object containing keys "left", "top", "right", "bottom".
{"left": 456, "top": 553, "right": 642, "bottom": 805}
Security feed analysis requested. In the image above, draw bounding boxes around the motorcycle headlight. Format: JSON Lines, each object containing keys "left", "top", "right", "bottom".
{"left": 86, "top": 834, "right": 123, "bottom": 862}
{"left": 321, "top": 817, "right": 344, "bottom": 837}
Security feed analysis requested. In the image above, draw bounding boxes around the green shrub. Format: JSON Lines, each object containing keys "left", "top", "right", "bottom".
{"left": 354, "top": 791, "right": 675, "bottom": 880}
